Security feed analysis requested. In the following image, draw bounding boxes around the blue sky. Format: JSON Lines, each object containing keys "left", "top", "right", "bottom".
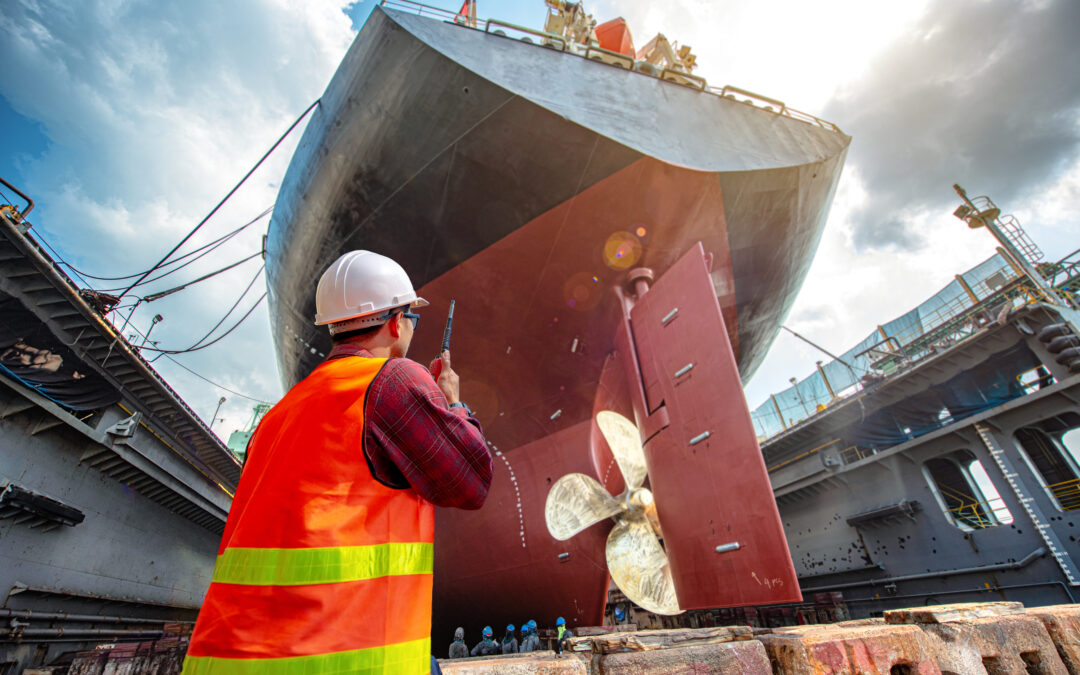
{"left": 1, "top": 0, "right": 1078, "bottom": 436}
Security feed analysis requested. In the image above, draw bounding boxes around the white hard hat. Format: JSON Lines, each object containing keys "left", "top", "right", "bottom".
{"left": 314, "top": 250, "right": 428, "bottom": 333}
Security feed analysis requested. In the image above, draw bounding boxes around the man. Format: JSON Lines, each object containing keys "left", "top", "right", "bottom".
{"left": 470, "top": 626, "right": 499, "bottom": 657}
{"left": 554, "top": 616, "right": 573, "bottom": 655}
{"left": 448, "top": 627, "right": 468, "bottom": 659}
{"left": 519, "top": 620, "right": 541, "bottom": 653}
{"left": 501, "top": 623, "right": 518, "bottom": 654}
{"left": 182, "top": 250, "right": 493, "bottom": 674}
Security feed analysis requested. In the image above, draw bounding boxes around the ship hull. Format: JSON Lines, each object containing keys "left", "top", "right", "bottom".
{"left": 265, "top": 6, "right": 848, "bottom": 648}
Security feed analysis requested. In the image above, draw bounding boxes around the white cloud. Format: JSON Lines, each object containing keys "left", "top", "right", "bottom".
{"left": 590, "top": 0, "right": 931, "bottom": 111}
{"left": 3, "top": 0, "right": 1077, "bottom": 443}
{"left": 0, "top": 0, "right": 356, "bottom": 435}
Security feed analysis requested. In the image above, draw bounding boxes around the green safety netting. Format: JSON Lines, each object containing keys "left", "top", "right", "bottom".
{"left": 749, "top": 253, "right": 1019, "bottom": 439}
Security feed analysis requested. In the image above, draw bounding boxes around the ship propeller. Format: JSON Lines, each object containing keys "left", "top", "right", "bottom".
{"left": 544, "top": 410, "right": 681, "bottom": 615}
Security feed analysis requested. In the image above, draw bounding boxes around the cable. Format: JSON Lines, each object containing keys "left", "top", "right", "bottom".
{"left": 124, "top": 323, "right": 274, "bottom": 403}
{"left": 139, "top": 293, "right": 266, "bottom": 354}
{"left": 161, "top": 354, "right": 273, "bottom": 404}
{"left": 32, "top": 230, "right": 96, "bottom": 289}
{"left": 136, "top": 263, "right": 266, "bottom": 355}
{"left": 62, "top": 206, "right": 271, "bottom": 284}
{"left": 184, "top": 265, "right": 264, "bottom": 351}
{"left": 115, "top": 99, "right": 319, "bottom": 302}
{"left": 142, "top": 251, "right": 261, "bottom": 302}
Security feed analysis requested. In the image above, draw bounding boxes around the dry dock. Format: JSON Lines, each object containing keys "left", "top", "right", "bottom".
{"left": 435, "top": 602, "right": 1080, "bottom": 674}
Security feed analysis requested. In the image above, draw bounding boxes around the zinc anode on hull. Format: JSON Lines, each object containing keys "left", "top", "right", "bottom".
{"left": 264, "top": 5, "right": 848, "bottom": 647}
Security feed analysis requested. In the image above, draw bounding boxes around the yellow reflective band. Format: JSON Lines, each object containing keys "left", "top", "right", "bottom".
{"left": 212, "top": 542, "right": 434, "bottom": 586}
{"left": 181, "top": 637, "right": 430, "bottom": 675}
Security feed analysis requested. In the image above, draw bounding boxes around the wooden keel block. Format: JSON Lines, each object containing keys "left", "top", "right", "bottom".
{"left": 885, "top": 602, "right": 1026, "bottom": 624}
{"left": 1028, "top": 605, "right": 1080, "bottom": 675}
{"left": 597, "top": 639, "right": 771, "bottom": 674}
{"left": 758, "top": 623, "right": 943, "bottom": 674}
{"left": 917, "top": 614, "right": 1068, "bottom": 675}
{"left": 566, "top": 625, "right": 753, "bottom": 654}
{"left": 438, "top": 652, "right": 589, "bottom": 674}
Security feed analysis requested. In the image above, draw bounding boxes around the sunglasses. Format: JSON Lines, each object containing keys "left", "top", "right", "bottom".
{"left": 376, "top": 308, "right": 420, "bottom": 330}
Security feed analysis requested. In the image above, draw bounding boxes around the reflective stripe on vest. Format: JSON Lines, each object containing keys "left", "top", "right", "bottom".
{"left": 183, "top": 356, "right": 434, "bottom": 674}
{"left": 182, "top": 638, "right": 431, "bottom": 675}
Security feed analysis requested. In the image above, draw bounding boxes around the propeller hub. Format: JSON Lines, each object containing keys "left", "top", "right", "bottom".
{"left": 626, "top": 487, "right": 653, "bottom": 514}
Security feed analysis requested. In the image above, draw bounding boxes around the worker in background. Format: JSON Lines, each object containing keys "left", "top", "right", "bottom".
{"left": 519, "top": 620, "right": 541, "bottom": 652}
{"left": 182, "top": 250, "right": 493, "bottom": 675}
{"left": 448, "top": 627, "right": 468, "bottom": 659}
{"left": 471, "top": 626, "right": 500, "bottom": 656}
{"left": 554, "top": 616, "right": 574, "bottom": 655}
{"left": 518, "top": 623, "right": 530, "bottom": 651}
{"left": 501, "top": 623, "right": 518, "bottom": 654}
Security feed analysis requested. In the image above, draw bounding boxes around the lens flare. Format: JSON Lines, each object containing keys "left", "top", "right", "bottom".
{"left": 603, "top": 232, "right": 642, "bottom": 270}
{"left": 562, "top": 272, "right": 603, "bottom": 311}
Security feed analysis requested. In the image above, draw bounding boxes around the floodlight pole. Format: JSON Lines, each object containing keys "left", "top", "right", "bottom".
{"left": 953, "top": 184, "right": 1063, "bottom": 304}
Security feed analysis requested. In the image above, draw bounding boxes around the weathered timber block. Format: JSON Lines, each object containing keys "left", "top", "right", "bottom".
{"left": 437, "top": 652, "right": 588, "bottom": 674}
{"left": 759, "top": 623, "right": 943, "bottom": 674}
{"left": 565, "top": 625, "right": 753, "bottom": 653}
{"left": 1028, "top": 605, "right": 1080, "bottom": 675}
{"left": 918, "top": 613, "right": 1068, "bottom": 675}
{"left": 573, "top": 623, "right": 638, "bottom": 636}
{"left": 885, "top": 602, "right": 1025, "bottom": 624}
{"left": 758, "top": 617, "right": 886, "bottom": 637}
{"left": 597, "top": 639, "right": 771, "bottom": 674}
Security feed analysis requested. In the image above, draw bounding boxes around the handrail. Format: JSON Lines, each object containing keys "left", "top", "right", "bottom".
{"left": 710, "top": 85, "right": 841, "bottom": 132}
{"left": 380, "top": 0, "right": 460, "bottom": 22}
{"left": 0, "top": 177, "right": 34, "bottom": 218}
{"left": 582, "top": 43, "right": 634, "bottom": 69}
{"left": 767, "top": 438, "right": 843, "bottom": 473}
{"left": 384, "top": 0, "right": 845, "bottom": 134}
{"left": 716, "top": 85, "right": 787, "bottom": 114}
{"left": 485, "top": 18, "right": 567, "bottom": 51}
{"left": 661, "top": 67, "right": 707, "bottom": 90}
{"left": 1047, "top": 478, "right": 1080, "bottom": 511}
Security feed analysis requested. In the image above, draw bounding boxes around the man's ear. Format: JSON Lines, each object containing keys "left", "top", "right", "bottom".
{"left": 386, "top": 313, "right": 402, "bottom": 339}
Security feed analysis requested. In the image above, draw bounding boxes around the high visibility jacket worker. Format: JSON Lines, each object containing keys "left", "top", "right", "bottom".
{"left": 183, "top": 251, "right": 492, "bottom": 674}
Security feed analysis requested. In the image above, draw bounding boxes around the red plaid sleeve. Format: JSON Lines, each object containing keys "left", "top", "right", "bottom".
{"left": 362, "top": 356, "right": 493, "bottom": 510}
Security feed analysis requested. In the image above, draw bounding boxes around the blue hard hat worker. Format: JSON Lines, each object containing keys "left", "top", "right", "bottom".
{"left": 501, "top": 623, "right": 519, "bottom": 654}
{"left": 555, "top": 616, "right": 573, "bottom": 656}
{"left": 471, "top": 625, "right": 499, "bottom": 657}
{"left": 519, "top": 619, "right": 540, "bottom": 653}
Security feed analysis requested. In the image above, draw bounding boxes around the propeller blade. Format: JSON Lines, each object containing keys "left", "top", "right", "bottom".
{"left": 606, "top": 514, "right": 682, "bottom": 615}
{"left": 545, "top": 473, "right": 624, "bottom": 541}
{"left": 596, "top": 410, "right": 648, "bottom": 490}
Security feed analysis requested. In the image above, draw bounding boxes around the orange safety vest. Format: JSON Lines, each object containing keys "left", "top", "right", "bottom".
{"left": 182, "top": 355, "right": 434, "bottom": 675}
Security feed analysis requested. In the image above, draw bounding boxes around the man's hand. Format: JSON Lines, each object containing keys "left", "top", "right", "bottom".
{"left": 429, "top": 350, "right": 460, "bottom": 404}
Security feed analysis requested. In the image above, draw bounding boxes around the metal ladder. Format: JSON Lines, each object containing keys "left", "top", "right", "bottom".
{"left": 971, "top": 196, "right": 1045, "bottom": 267}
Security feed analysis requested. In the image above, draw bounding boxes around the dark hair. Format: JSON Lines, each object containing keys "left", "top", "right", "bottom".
{"left": 329, "top": 323, "right": 383, "bottom": 344}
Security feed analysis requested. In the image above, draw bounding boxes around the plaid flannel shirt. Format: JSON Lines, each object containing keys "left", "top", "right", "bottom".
{"left": 328, "top": 343, "right": 492, "bottom": 509}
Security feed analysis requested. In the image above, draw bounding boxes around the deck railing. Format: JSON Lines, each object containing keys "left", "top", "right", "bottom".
{"left": 378, "top": 0, "right": 844, "bottom": 134}
{"left": 1048, "top": 478, "right": 1080, "bottom": 511}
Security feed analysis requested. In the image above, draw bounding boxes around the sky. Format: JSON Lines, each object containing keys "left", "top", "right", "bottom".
{"left": 1, "top": 0, "right": 1078, "bottom": 439}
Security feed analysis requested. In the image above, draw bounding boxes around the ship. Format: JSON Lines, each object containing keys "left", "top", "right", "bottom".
{"left": 264, "top": 0, "right": 850, "bottom": 647}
